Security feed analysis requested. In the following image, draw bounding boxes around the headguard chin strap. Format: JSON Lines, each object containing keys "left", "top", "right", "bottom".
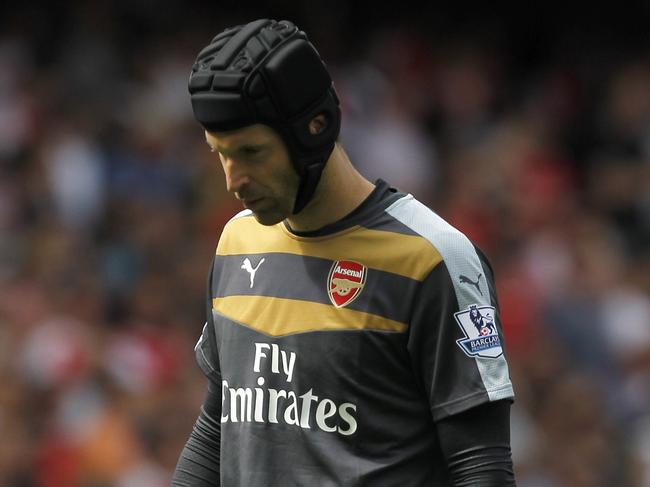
{"left": 188, "top": 19, "right": 341, "bottom": 214}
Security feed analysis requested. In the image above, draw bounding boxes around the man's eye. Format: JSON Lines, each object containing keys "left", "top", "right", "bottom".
{"left": 242, "top": 147, "right": 262, "bottom": 156}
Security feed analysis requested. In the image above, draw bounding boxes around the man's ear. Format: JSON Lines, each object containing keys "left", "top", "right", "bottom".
{"left": 308, "top": 113, "right": 328, "bottom": 135}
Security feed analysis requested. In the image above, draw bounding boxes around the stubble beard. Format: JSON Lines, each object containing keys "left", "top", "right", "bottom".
{"left": 248, "top": 195, "right": 293, "bottom": 226}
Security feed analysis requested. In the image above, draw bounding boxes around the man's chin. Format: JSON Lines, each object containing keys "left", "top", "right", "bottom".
{"left": 250, "top": 210, "right": 285, "bottom": 226}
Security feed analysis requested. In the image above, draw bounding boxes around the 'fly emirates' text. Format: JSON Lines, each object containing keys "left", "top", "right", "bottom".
{"left": 220, "top": 342, "right": 358, "bottom": 436}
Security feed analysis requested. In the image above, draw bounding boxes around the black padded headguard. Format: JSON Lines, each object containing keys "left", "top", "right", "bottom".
{"left": 188, "top": 19, "right": 341, "bottom": 213}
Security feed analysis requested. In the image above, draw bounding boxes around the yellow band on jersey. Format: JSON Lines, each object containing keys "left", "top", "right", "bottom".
{"left": 213, "top": 296, "right": 408, "bottom": 336}
{"left": 216, "top": 217, "right": 442, "bottom": 281}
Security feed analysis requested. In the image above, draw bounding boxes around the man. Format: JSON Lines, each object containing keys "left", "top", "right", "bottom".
{"left": 173, "top": 19, "right": 516, "bottom": 486}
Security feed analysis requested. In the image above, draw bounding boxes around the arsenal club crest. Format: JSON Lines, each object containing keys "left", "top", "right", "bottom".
{"left": 327, "top": 260, "right": 367, "bottom": 308}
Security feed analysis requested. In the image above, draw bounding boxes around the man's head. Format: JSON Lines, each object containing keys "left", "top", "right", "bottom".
{"left": 188, "top": 19, "right": 341, "bottom": 215}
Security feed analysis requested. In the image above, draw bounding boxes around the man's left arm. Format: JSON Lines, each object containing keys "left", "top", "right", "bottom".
{"left": 407, "top": 241, "right": 516, "bottom": 485}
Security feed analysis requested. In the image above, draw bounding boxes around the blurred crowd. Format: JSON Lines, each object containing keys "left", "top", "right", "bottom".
{"left": 0, "top": 2, "right": 649, "bottom": 486}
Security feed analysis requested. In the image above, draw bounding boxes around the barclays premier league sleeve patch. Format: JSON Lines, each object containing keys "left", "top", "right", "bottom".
{"left": 454, "top": 305, "right": 503, "bottom": 359}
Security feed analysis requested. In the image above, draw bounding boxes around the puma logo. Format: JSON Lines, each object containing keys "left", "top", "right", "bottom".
{"left": 460, "top": 273, "right": 482, "bottom": 296}
{"left": 241, "top": 257, "right": 265, "bottom": 288}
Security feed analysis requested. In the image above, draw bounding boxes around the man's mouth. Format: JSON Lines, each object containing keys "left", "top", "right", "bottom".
{"left": 243, "top": 197, "right": 264, "bottom": 209}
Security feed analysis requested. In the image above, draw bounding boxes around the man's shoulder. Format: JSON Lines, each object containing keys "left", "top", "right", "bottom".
{"left": 219, "top": 209, "right": 263, "bottom": 237}
{"left": 217, "top": 209, "right": 258, "bottom": 252}
{"left": 385, "top": 194, "right": 467, "bottom": 246}
{"left": 384, "top": 194, "right": 485, "bottom": 270}
{"left": 225, "top": 208, "right": 255, "bottom": 226}
{"left": 390, "top": 195, "right": 497, "bottom": 317}
{"left": 216, "top": 209, "right": 288, "bottom": 257}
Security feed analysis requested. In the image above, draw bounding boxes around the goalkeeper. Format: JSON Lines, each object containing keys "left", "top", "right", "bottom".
{"left": 173, "top": 18, "right": 517, "bottom": 486}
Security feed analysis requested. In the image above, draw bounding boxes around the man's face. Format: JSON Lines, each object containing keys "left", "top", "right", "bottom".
{"left": 205, "top": 124, "right": 300, "bottom": 225}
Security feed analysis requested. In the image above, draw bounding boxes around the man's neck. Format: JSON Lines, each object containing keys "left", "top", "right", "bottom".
{"left": 286, "top": 144, "right": 375, "bottom": 232}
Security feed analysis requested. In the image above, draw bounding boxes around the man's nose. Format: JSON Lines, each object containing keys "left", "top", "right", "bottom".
{"left": 222, "top": 158, "right": 250, "bottom": 195}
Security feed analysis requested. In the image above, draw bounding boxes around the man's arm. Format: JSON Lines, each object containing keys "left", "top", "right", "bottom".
{"left": 172, "top": 380, "right": 221, "bottom": 486}
{"left": 437, "top": 399, "right": 516, "bottom": 486}
{"left": 404, "top": 229, "right": 516, "bottom": 483}
{"left": 173, "top": 258, "right": 223, "bottom": 485}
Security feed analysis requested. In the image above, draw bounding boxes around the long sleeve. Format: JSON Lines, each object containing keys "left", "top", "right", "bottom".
{"left": 437, "top": 399, "right": 516, "bottom": 486}
{"left": 172, "top": 380, "right": 222, "bottom": 486}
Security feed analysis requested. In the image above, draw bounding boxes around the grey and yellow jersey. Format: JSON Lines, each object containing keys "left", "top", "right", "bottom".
{"left": 194, "top": 180, "right": 514, "bottom": 486}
